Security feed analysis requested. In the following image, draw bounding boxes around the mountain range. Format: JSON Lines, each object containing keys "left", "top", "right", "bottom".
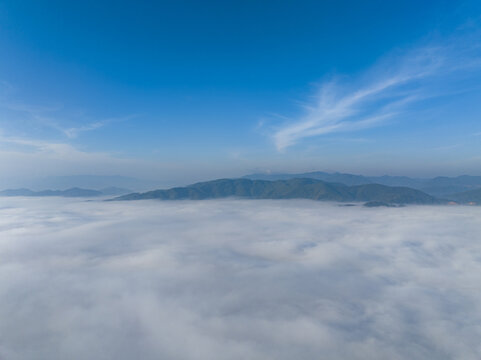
{"left": 0, "top": 175, "right": 169, "bottom": 192}
{"left": 114, "top": 178, "right": 443, "bottom": 205}
{"left": 447, "top": 188, "right": 481, "bottom": 204}
{"left": 0, "top": 187, "right": 131, "bottom": 198}
{"left": 243, "top": 171, "right": 481, "bottom": 197}
{"left": 3, "top": 172, "right": 481, "bottom": 205}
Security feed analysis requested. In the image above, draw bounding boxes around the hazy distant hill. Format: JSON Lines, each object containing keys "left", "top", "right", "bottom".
{"left": 97, "top": 187, "right": 133, "bottom": 196}
{"left": 447, "top": 188, "right": 481, "bottom": 204}
{"left": 0, "top": 175, "right": 165, "bottom": 192}
{"left": 0, "top": 187, "right": 131, "bottom": 197}
{"left": 31, "top": 175, "right": 162, "bottom": 192}
{"left": 114, "top": 178, "right": 442, "bottom": 204}
{"left": 243, "top": 172, "right": 481, "bottom": 196}
{"left": 0, "top": 188, "right": 36, "bottom": 196}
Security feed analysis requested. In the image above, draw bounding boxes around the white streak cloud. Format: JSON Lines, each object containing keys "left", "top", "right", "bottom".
{"left": 273, "top": 33, "right": 481, "bottom": 151}
{"left": 1, "top": 198, "right": 481, "bottom": 359}
{"left": 63, "top": 121, "right": 107, "bottom": 138}
{"left": 62, "top": 115, "right": 138, "bottom": 138}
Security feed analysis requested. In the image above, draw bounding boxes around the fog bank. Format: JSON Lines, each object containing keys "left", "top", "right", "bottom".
{"left": 1, "top": 198, "right": 480, "bottom": 359}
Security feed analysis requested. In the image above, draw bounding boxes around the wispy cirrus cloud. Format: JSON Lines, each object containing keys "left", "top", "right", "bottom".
{"left": 0, "top": 132, "right": 235, "bottom": 187}
{"left": 0, "top": 91, "right": 137, "bottom": 139}
{"left": 62, "top": 115, "right": 138, "bottom": 138}
{"left": 63, "top": 121, "right": 106, "bottom": 138}
{"left": 0, "top": 132, "right": 155, "bottom": 181}
{"left": 272, "top": 33, "right": 481, "bottom": 151}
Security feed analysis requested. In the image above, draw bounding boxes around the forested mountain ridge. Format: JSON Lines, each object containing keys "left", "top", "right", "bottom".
{"left": 114, "top": 178, "right": 442, "bottom": 204}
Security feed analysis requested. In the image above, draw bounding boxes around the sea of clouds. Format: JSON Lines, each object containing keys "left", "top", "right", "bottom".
{"left": 0, "top": 197, "right": 480, "bottom": 360}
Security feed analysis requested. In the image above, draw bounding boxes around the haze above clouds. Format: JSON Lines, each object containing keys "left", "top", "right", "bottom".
{"left": 1, "top": 198, "right": 480, "bottom": 359}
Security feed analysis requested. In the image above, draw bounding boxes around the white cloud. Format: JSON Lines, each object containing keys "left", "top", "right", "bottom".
{"left": 63, "top": 121, "right": 108, "bottom": 138}
{"left": 0, "top": 135, "right": 141, "bottom": 177}
{"left": 0, "top": 91, "right": 137, "bottom": 139}
{"left": 0, "top": 198, "right": 480, "bottom": 359}
{"left": 0, "top": 134, "right": 207, "bottom": 185}
{"left": 62, "top": 115, "right": 138, "bottom": 138}
{"left": 272, "top": 34, "right": 481, "bottom": 151}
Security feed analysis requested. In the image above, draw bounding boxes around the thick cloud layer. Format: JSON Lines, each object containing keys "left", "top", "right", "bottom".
{"left": 1, "top": 198, "right": 480, "bottom": 359}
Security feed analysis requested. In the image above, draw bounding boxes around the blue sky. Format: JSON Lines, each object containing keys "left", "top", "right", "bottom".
{"left": 1, "top": 0, "right": 481, "bottom": 184}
